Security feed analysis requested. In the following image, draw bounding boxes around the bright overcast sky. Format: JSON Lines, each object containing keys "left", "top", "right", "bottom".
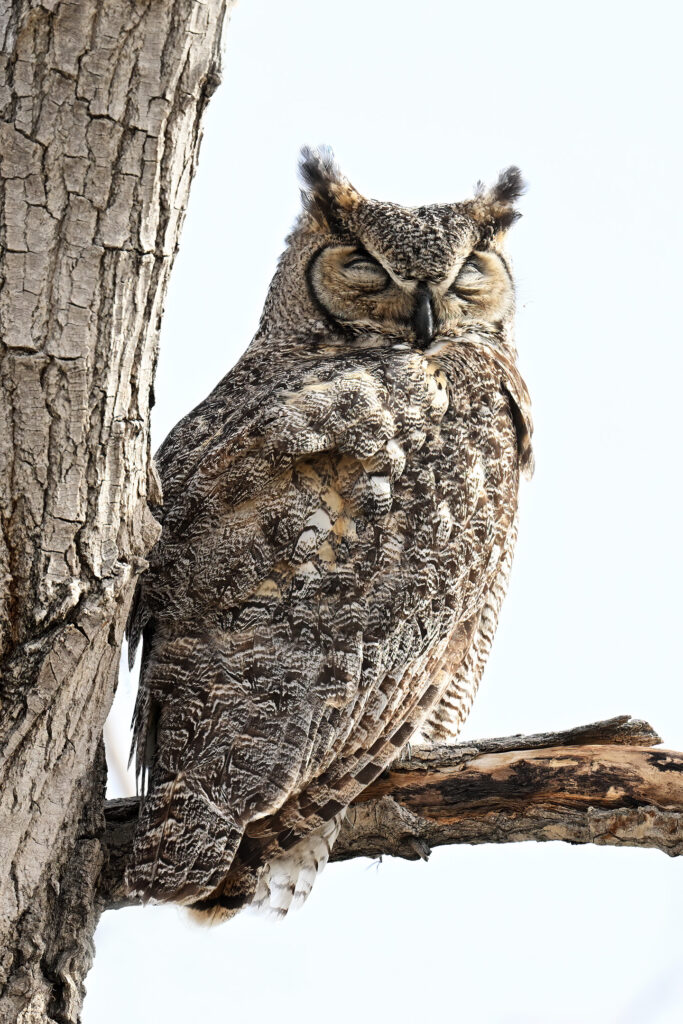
{"left": 86, "top": 1, "right": 683, "bottom": 1021}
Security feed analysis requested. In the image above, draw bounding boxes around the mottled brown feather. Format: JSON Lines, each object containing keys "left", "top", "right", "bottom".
{"left": 125, "top": 149, "right": 532, "bottom": 918}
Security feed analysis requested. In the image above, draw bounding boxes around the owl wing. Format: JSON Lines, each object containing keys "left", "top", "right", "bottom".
{"left": 126, "top": 360, "right": 396, "bottom": 664}
{"left": 125, "top": 364, "right": 407, "bottom": 904}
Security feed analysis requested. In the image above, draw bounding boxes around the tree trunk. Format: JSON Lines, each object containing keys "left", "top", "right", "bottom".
{"left": 0, "top": 2, "right": 233, "bottom": 1020}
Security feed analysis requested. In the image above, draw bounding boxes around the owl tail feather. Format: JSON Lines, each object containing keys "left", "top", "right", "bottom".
{"left": 249, "top": 813, "right": 345, "bottom": 917}
{"left": 125, "top": 774, "right": 244, "bottom": 906}
{"left": 187, "top": 813, "right": 346, "bottom": 924}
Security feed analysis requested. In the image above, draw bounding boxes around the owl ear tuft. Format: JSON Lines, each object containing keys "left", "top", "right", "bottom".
{"left": 472, "top": 166, "right": 526, "bottom": 235}
{"left": 298, "top": 146, "right": 361, "bottom": 232}
{"left": 490, "top": 166, "right": 526, "bottom": 205}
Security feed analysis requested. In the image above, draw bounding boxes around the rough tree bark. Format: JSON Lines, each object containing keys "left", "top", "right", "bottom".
{"left": 0, "top": 2, "right": 234, "bottom": 1021}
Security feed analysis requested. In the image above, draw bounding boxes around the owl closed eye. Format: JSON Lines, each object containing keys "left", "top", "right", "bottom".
{"left": 308, "top": 236, "right": 515, "bottom": 347}
{"left": 443, "top": 250, "right": 514, "bottom": 322}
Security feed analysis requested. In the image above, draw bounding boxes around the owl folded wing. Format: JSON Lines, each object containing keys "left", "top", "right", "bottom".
{"left": 124, "top": 368, "right": 414, "bottom": 905}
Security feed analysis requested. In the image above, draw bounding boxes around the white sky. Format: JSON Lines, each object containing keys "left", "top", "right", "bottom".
{"left": 87, "top": 1, "right": 683, "bottom": 1021}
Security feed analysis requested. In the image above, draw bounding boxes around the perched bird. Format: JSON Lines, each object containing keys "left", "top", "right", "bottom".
{"left": 125, "top": 147, "right": 533, "bottom": 920}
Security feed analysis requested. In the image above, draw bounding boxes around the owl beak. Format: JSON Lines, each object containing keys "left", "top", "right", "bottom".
{"left": 412, "top": 282, "right": 435, "bottom": 348}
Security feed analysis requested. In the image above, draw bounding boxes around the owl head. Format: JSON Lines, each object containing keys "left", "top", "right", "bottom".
{"left": 256, "top": 147, "right": 525, "bottom": 354}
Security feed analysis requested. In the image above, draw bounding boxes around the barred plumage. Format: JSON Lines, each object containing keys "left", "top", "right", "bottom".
{"left": 125, "top": 148, "right": 533, "bottom": 921}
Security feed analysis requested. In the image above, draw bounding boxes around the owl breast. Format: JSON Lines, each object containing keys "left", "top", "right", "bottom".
{"left": 232, "top": 341, "right": 520, "bottom": 860}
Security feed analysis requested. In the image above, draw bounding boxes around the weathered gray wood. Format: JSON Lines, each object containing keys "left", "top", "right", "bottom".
{"left": 100, "top": 717, "right": 683, "bottom": 910}
{"left": 0, "top": 2, "right": 234, "bottom": 1020}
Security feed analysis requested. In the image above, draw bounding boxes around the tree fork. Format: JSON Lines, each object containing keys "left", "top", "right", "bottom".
{"left": 0, "top": 2, "right": 234, "bottom": 1020}
{"left": 101, "top": 716, "right": 683, "bottom": 909}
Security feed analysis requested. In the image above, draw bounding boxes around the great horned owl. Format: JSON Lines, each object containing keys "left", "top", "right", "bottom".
{"left": 125, "top": 148, "right": 533, "bottom": 919}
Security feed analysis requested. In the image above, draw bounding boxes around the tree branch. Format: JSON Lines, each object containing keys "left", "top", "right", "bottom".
{"left": 100, "top": 715, "right": 683, "bottom": 910}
